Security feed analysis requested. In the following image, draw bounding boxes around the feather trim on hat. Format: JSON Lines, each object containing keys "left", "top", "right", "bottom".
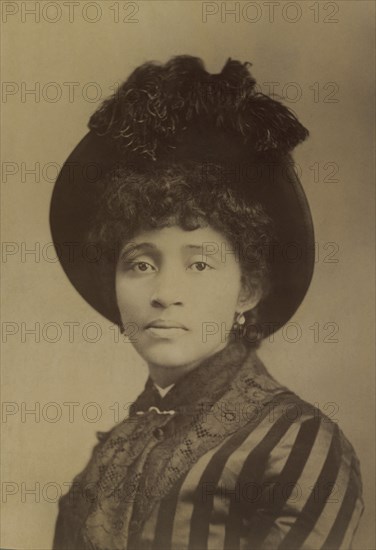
{"left": 89, "top": 55, "right": 309, "bottom": 161}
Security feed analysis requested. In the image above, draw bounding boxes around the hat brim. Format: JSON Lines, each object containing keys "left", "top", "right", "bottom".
{"left": 50, "top": 131, "right": 315, "bottom": 339}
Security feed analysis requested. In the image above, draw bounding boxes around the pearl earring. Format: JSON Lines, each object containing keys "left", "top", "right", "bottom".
{"left": 233, "top": 312, "right": 246, "bottom": 339}
{"left": 236, "top": 312, "right": 246, "bottom": 326}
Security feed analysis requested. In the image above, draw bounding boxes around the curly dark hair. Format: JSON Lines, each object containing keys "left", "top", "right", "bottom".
{"left": 88, "top": 161, "right": 275, "bottom": 341}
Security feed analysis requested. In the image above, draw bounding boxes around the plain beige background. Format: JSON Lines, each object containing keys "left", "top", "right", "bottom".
{"left": 1, "top": 1, "right": 375, "bottom": 548}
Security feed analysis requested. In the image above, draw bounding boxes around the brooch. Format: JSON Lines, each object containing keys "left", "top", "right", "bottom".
{"left": 136, "top": 406, "right": 176, "bottom": 416}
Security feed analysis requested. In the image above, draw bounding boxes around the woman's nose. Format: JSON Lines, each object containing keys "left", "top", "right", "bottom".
{"left": 150, "top": 271, "right": 184, "bottom": 308}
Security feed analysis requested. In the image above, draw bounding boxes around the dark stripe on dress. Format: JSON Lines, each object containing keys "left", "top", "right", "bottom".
{"left": 224, "top": 413, "right": 296, "bottom": 550}
{"left": 187, "top": 399, "right": 283, "bottom": 550}
{"left": 152, "top": 472, "right": 188, "bottom": 550}
{"left": 278, "top": 424, "right": 343, "bottom": 550}
{"left": 247, "top": 416, "right": 322, "bottom": 548}
{"left": 322, "top": 456, "right": 359, "bottom": 550}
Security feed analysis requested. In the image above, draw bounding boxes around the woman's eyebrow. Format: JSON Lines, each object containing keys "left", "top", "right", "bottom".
{"left": 184, "top": 244, "right": 205, "bottom": 251}
{"left": 120, "top": 242, "right": 157, "bottom": 259}
{"left": 184, "top": 244, "right": 221, "bottom": 258}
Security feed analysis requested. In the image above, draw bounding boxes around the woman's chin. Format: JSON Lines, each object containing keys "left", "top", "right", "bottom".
{"left": 132, "top": 335, "right": 229, "bottom": 370}
{"left": 136, "top": 344, "right": 197, "bottom": 368}
{"left": 132, "top": 338, "right": 215, "bottom": 369}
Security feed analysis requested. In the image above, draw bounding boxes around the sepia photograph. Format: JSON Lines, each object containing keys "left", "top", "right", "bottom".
{"left": 1, "top": 1, "right": 375, "bottom": 549}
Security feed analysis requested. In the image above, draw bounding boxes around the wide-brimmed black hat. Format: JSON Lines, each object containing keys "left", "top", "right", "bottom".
{"left": 50, "top": 56, "right": 315, "bottom": 339}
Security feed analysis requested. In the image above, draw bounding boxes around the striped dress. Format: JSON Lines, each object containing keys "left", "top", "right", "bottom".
{"left": 53, "top": 341, "right": 363, "bottom": 550}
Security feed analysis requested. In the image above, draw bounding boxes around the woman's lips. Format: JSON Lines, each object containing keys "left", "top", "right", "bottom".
{"left": 145, "top": 327, "right": 188, "bottom": 339}
{"left": 144, "top": 320, "right": 188, "bottom": 339}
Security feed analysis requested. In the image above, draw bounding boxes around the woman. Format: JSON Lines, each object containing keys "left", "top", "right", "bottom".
{"left": 51, "top": 56, "right": 363, "bottom": 549}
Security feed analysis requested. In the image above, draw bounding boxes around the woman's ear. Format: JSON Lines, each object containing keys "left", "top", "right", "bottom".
{"left": 236, "top": 276, "right": 262, "bottom": 313}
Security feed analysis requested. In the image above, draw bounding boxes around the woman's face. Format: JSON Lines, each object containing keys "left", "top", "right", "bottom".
{"left": 115, "top": 225, "right": 257, "bottom": 370}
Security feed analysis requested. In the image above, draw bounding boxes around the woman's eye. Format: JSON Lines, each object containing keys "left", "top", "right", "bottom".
{"left": 131, "top": 261, "right": 155, "bottom": 273}
{"left": 189, "top": 262, "right": 212, "bottom": 272}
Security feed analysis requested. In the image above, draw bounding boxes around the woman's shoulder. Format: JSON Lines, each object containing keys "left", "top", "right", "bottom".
{"left": 240, "top": 353, "right": 361, "bottom": 469}
{"left": 264, "top": 390, "right": 360, "bottom": 459}
{"left": 245, "top": 387, "right": 363, "bottom": 485}
{"left": 226, "top": 386, "right": 364, "bottom": 549}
